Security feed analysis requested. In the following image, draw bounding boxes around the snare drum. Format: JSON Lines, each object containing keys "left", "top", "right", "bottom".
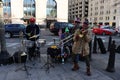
{"left": 37, "top": 39, "right": 46, "bottom": 47}
{"left": 23, "top": 40, "right": 35, "bottom": 48}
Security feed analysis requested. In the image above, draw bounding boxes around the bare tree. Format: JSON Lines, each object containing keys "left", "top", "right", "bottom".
{"left": 0, "top": 18, "right": 10, "bottom": 64}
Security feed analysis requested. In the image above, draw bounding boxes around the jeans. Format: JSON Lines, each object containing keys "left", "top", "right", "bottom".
{"left": 72, "top": 54, "right": 79, "bottom": 63}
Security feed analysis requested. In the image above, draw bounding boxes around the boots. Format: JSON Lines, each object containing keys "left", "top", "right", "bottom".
{"left": 86, "top": 67, "right": 91, "bottom": 76}
{"left": 72, "top": 63, "right": 79, "bottom": 71}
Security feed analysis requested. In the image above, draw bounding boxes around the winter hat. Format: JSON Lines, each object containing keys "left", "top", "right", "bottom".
{"left": 83, "top": 18, "right": 89, "bottom": 29}
{"left": 74, "top": 17, "right": 81, "bottom": 23}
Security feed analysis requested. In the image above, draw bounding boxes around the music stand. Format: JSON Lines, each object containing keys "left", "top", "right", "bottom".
{"left": 14, "top": 31, "right": 32, "bottom": 75}
{"left": 15, "top": 52, "right": 31, "bottom": 75}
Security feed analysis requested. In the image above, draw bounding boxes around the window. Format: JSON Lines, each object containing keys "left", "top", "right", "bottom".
{"left": 113, "top": 16, "right": 116, "bottom": 20}
{"left": 47, "top": 0, "right": 57, "bottom": 18}
{"left": 2, "top": 0, "right": 11, "bottom": 24}
{"left": 114, "top": 9, "right": 117, "bottom": 14}
{"left": 23, "top": 0, "right": 35, "bottom": 17}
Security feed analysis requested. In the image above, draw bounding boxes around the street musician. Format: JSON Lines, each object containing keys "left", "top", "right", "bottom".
{"left": 72, "top": 18, "right": 92, "bottom": 76}
{"left": 25, "top": 17, "right": 40, "bottom": 60}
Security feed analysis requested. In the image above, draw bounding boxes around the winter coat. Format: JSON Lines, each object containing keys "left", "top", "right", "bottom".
{"left": 26, "top": 24, "right": 40, "bottom": 41}
{"left": 72, "top": 28, "right": 92, "bottom": 56}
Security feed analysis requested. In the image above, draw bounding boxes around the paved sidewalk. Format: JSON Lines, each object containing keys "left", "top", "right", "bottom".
{"left": 0, "top": 52, "right": 119, "bottom": 80}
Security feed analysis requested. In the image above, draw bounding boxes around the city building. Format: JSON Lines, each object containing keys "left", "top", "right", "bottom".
{"left": 88, "top": 0, "right": 120, "bottom": 27}
{"left": 2, "top": 0, "right": 68, "bottom": 26}
{"left": 68, "top": 0, "right": 89, "bottom": 22}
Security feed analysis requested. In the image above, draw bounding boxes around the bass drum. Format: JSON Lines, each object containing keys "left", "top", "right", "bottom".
{"left": 47, "top": 47, "right": 61, "bottom": 59}
{"left": 47, "top": 45, "right": 71, "bottom": 63}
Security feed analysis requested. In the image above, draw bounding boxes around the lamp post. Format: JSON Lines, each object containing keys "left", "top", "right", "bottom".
{"left": 0, "top": 0, "right": 3, "bottom": 18}
{"left": 0, "top": 0, "right": 10, "bottom": 65}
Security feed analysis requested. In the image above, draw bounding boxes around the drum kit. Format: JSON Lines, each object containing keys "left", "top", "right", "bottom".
{"left": 14, "top": 31, "right": 73, "bottom": 74}
{"left": 14, "top": 32, "right": 46, "bottom": 75}
{"left": 40, "top": 35, "right": 73, "bottom": 73}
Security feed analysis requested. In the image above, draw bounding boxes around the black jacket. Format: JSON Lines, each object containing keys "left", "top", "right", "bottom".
{"left": 26, "top": 24, "right": 40, "bottom": 41}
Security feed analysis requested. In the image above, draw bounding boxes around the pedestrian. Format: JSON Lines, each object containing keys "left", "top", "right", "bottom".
{"left": 71, "top": 18, "right": 92, "bottom": 76}
{"left": 25, "top": 17, "right": 40, "bottom": 60}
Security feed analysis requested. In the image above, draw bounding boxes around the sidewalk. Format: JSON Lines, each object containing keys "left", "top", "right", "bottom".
{"left": 0, "top": 52, "right": 119, "bottom": 80}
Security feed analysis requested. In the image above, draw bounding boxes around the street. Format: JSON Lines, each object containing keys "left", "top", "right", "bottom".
{"left": 6, "top": 29, "right": 120, "bottom": 56}
{"left": 2, "top": 28, "right": 120, "bottom": 80}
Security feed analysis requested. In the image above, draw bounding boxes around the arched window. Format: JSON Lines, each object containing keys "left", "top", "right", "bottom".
{"left": 46, "top": 0, "right": 57, "bottom": 19}
{"left": 2, "top": 0, "right": 11, "bottom": 23}
{"left": 23, "top": 0, "right": 35, "bottom": 17}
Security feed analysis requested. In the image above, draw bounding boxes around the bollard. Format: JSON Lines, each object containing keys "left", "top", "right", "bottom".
{"left": 97, "top": 38, "right": 106, "bottom": 54}
{"left": 93, "top": 35, "right": 97, "bottom": 53}
{"left": 107, "top": 35, "right": 112, "bottom": 51}
{"left": 106, "top": 40, "right": 116, "bottom": 72}
{"left": 89, "top": 40, "right": 92, "bottom": 61}
{"left": 116, "top": 45, "right": 120, "bottom": 54}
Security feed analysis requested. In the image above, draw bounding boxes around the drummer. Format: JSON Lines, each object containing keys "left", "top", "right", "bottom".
{"left": 26, "top": 17, "right": 40, "bottom": 41}
{"left": 25, "top": 17, "right": 40, "bottom": 60}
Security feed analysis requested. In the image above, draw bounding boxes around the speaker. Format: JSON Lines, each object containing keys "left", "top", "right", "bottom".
{"left": 13, "top": 51, "right": 27, "bottom": 63}
{"left": 97, "top": 38, "right": 106, "bottom": 54}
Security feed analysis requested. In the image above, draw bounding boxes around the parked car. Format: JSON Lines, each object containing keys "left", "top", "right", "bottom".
{"left": 5, "top": 24, "right": 26, "bottom": 38}
{"left": 92, "top": 25, "right": 118, "bottom": 35}
{"left": 49, "top": 22, "right": 74, "bottom": 35}
{"left": 116, "top": 26, "right": 120, "bottom": 36}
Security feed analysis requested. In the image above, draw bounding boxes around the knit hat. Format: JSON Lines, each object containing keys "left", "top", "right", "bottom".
{"left": 82, "top": 18, "right": 89, "bottom": 29}
{"left": 74, "top": 17, "right": 80, "bottom": 23}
